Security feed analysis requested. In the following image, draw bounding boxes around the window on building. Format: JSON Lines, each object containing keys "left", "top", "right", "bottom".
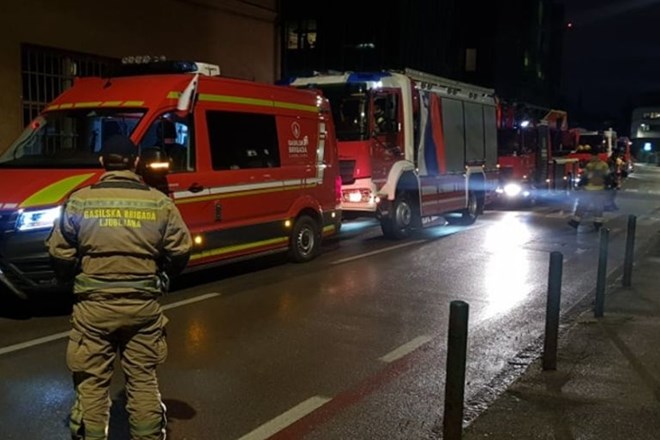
{"left": 286, "top": 19, "right": 317, "bottom": 50}
{"left": 21, "top": 44, "right": 119, "bottom": 127}
{"left": 465, "top": 48, "right": 477, "bottom": 72}
{"left": 206, "top": 111, "right": 280, "bottom": 170}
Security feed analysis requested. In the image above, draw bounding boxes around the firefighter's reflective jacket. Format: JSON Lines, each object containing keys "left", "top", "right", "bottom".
{"left": 47, "top": 170, "right": 192, "bottom": 296}
{"left": 583, "top": 157, "right": 610, "bottom": 191}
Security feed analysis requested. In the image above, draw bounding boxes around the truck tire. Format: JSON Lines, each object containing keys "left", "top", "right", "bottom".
{"left": 381, "top": 192, "right": 413, "bottom": 239}
{"left": 289, "top": 215, "right": 321, "bottom": 263}
{"left": 458, "top": 190, "right": 479, "bottom": 225}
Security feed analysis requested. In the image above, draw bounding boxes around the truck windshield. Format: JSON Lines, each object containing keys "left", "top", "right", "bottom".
{"left": 497, "top": 128, "right": 520, "bottom": 155}
{"left": 0, "top": 109, "right": 145, "bottom": 168}
{"left": 314, "top": 85, "right": 368, "bottom": 142}
{"left": 578, "top": 134, "right": 607, "bottom": 153}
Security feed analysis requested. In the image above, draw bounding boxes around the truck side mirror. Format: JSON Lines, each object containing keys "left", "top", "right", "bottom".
{"left": 138, "top": 147, "right": 172, "bottom": 195}
{"left": 139, "top": 147, "right": 171, "bottom": 176}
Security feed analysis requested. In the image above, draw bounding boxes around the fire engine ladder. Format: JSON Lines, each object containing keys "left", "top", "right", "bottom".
{"left": 403, "top": 67, "right": 495, "bottom": 101}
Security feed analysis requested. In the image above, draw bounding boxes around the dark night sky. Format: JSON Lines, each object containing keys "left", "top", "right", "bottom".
{"left": 560, "top": 0, "right": 660, "bottom": 133}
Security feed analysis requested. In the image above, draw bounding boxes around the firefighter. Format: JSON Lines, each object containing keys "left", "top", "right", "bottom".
{"left": 604, "top": 152, "right": 622, "bottom": 211}
{"left": 373, "top": 101, "right": 388, "bottom": 133}
{"left": 568, "top": 149, "right": 610, "bottom": 231}
{"left": 46, "top": 135, "right": 192, "bottom": 440}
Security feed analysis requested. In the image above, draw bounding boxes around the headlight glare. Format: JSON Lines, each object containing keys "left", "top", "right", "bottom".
{"left": 503, "top": 183, "right": 522, "bottom": 197}
{"left": 16, "top": 206, "right": 61, "bottom": 231}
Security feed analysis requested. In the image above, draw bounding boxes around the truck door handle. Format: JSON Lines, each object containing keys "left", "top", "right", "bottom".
{"left": 215, "top": 201, "right": 222, "bottom": 221}
{"left": 188, "top": 183, "right": 204, "bottom": 193}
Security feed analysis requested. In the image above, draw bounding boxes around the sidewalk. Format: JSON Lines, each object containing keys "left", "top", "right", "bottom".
{"left": 463, "top": 231, "right": 660, "bottom": 440}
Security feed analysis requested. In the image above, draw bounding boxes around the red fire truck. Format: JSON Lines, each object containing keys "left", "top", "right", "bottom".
{"left": 286, "top": 68, "right": 499, "bottom": 238}
{"left": 494, "top": 101, "right": 577, "bottom": 205}
{"left": 565, "top": 128, "right": 615, "bottom": 163}
{"left": 0, "top": 59, "right": 342, "bottom": 297}
{"left": 559, "top": 127, "right": 617, "bottom": 184}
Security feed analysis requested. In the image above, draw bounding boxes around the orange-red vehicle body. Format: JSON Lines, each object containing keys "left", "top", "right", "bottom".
{"left": 0, "top": 68, "right": 341, "bottom": 295}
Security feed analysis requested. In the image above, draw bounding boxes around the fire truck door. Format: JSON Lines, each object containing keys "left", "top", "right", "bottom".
{"left": 371, "top": 91, "right": 404, "bottom": 182}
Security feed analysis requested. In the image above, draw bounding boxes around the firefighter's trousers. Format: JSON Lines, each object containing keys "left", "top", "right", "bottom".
{"left": 67, "top": 296, "right": 168, "bottom": 440}
{"left": 571, "top": 189, "right": 606, "bottom": 224}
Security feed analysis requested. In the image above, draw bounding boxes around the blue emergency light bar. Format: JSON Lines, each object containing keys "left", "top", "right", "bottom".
{"left": 347, "top": 72, "right": 392, "bottom": 83}
{"left": 115, "top": 56, "right": 221, "bottom": 77}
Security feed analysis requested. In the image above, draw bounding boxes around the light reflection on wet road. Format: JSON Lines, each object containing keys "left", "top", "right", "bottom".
{"left": 0, "top": 165, "right": 659, "bottom": 439}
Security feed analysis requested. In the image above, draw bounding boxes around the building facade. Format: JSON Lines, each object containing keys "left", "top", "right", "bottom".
{"left": 0, "top": 0, "right": 278, "bottom": 151}
{"left": 280, "top": 0, "right": 564, "bottom": 108}
{"left": 630, "top": 106, "right": 660, "bottom": 160}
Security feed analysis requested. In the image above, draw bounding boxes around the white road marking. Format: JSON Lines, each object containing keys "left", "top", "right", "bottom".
{"left": 161, "top": 292, "right": 221, "bottom": 310}
{"left": 0, "top": 331, "right": 70, "bottom": 356}
{"left": 236, "top": 396, "right": 331, "bottom": 440}
{"left": 379, "top": 335, "right": 433, "bottom": 363}
{"left": 331, "top": 240, "right": 427, "bottom": 265}
{"left": 0, "top": 292, "right": 221, "bottom": 356}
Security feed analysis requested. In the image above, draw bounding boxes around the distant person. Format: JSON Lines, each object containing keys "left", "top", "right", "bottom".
{"left": 47, "top": 135, "right": 192, "bottom": 440}
{"left": 568, "top": 149, "right": 610, "bottom": 231}
{"left": 373, "top": 101, "right": 388, "bottom": 133}
{"left": 604, "top": 152, "right": 622, "bottom": 211}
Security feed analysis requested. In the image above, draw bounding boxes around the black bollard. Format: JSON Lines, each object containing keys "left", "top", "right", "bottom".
{"left": 595, "top": 228, "right": 610, "bottom": 318}
{"left": 443, "top": 300, "right": 469, "bottom": 440}
{"left": 543, "top": 251, "right": 563, "bottom": 371}
{"left": 623, "top": 215, "right": 637, "bottom": 287}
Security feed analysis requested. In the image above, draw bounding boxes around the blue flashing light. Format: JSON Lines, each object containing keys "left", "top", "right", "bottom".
{"left": 347, "top": 72, "right": 392, "bottom": 83}
{"left": 644, "top": 142, "right": 652, "bottom": 152}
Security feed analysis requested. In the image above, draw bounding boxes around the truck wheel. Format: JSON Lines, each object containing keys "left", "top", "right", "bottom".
{"left": 289, "top": 215, "right": 321, "bottom": 263}
{"left": 459, "top": 190, "right": 479, "bottom": 225}
{"left": 381, "top": 192, "right": 412, "bottom": 239}
{"left": 565, "top": 173, "right": 574, "bottom": 194}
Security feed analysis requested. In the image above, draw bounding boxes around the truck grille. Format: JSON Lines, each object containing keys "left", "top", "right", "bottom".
{"left": 339, "top": 160, "right": 356, "bottom": 185}
{"left": 0, "top": 258, "right": 56, "bottom": 291}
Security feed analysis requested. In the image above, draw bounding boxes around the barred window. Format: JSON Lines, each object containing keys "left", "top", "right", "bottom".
{"left": 286, "top": 19, "right": 317, "bottom": 50}
{"left": 20, "top": 44, "right": 119, "bottom": 126}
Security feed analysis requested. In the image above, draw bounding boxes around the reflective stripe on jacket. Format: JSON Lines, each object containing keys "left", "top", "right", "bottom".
{"left": 47, "top": 170, "right": 192, "bottom": 295}
{"left": 584, "top": 158, "right": 610, "bottom": 191}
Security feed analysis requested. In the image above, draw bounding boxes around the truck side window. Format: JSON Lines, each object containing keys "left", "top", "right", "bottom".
{"left": 141, "top": 112, "right": 194, "bottom": 172}
{"left": 206, "top": 111, "right": 280, "bottom": 170}
{"left": 373, "top": 95, "right": 398, "bottom": 134}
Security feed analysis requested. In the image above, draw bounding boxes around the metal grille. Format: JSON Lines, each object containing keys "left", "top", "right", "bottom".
{"left": 21, "top": 44, "right": 119, "bottom": 126}
{"left": 339, "top": 159, "right": 356, "bottom": 184}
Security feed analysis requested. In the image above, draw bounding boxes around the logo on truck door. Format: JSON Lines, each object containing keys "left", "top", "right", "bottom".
{"left": 288, "top": 121, "right": 309, "bottom": 156}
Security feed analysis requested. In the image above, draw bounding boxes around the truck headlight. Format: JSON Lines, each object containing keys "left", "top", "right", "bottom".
{"left": 16, "top": 206, "right": 61, "bottom": 231}
{"left": 503, "top": 183, "right": 522, "bottom": 197}
{"left": 343, "top": 189, "right": 374, "bottom": 204}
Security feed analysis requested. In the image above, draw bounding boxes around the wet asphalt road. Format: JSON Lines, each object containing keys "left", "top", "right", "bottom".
{"left": 1, "top": 164, "right": 659, "bottom": 440}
